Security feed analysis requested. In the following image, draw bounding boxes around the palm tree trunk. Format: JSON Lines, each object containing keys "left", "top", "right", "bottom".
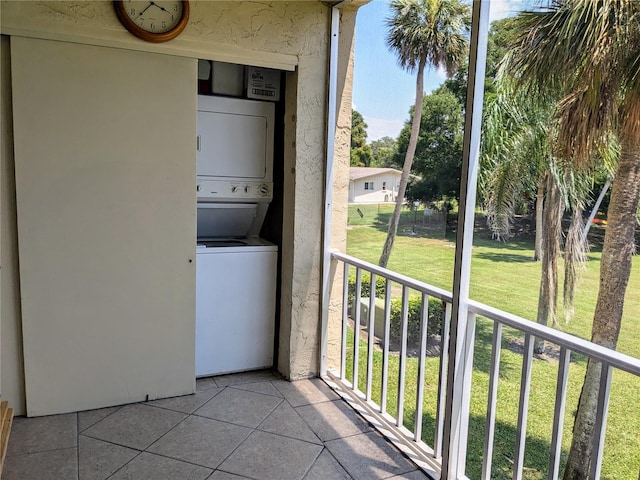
{"left": 534, "top": 172, "right": 563, "bottom": 354}
{"left": 379, "top": 53, "right": 427, "bottom": 268}
{"left": 534, "top": 180, "right": 544, "bottom": 261}
{"left": 563, "top": 141, "right": 640, "bottom": 480}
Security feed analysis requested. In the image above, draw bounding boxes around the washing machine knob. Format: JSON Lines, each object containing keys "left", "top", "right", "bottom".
{"left": 259, "top": 184, "right": 270, "bottom": 196}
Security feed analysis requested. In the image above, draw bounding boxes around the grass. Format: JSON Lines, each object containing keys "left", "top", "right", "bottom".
{"left": 342, "top": 221, "right": 640, "bottom": 479}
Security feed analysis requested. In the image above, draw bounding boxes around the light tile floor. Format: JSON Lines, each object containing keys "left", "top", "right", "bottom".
{"left": 4, "top": 370, "right": 431, "bottom": 480}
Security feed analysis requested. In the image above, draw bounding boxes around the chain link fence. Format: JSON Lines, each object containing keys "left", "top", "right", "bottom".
{"left": 348, "top": 203, "right": 447, "bottom": 237}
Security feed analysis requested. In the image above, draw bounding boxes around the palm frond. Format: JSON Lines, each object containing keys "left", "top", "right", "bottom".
{"left": 504, "top": 0, "right": 640, "bottom": 166}
{"left": 481, "top": 76, "right": 553, "bottom": 240}
{"left": 385, "top": 0, "right": 471, "bottom": 75}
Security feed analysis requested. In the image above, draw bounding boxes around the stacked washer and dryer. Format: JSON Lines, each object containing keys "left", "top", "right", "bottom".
{"left": 195, "top": 95, "right": 278, "bottom": 377}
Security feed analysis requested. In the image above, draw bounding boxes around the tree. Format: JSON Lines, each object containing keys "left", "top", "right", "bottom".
{"left": 481, "top": 76, "right": 579, "bottom": 353}
{"left": 481, "top": 77, "right": 553, "bottom": 259}
{"left": 442, "top": 17, "right": 519, "bottom": 111}
{"left": 350, "top": 109, "right": 374, "bottom": 167}
{"left": 370, "top": 136, "right": 398, "bottom": 167}
{"left": 507, "top": 2, "right": 640, "bottom": 478}
{"left": 378, "top": 0, "right": 470, "bottom": 268}
{"left": 395, "top": 86, "right": 464, "bottom": 203}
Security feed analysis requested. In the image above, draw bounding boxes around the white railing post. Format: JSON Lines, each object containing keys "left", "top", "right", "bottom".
{"left": 549, "top": 347, "right": 571, "bottom": 480}
{"left": 441, "top": 1, "right": 490, "bottom": 478}
{"left": 482, "top": 321, "right": 503, "bottom": 480}
{"left": 590, "top": 363, "right": 613, "bottom": 480}
{"left": 513, "top": 333, "right": 535, "bottom": 480}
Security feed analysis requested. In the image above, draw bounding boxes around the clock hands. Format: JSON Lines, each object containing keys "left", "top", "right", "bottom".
{"left": 151, "top": 2, "right": 173, "bottom": 15}
{"left": 135, "top": 1, "right": 175, "bottom": 24}
{"left": 135, "top": 2, "right": 154, "bottom": 20}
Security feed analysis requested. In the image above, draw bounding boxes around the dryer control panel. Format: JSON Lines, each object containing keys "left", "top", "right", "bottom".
{"left": 196, "top": 179, "right": 272, "bottom": 201}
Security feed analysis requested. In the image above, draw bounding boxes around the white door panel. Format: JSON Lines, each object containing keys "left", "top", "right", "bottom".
{"left": 11, "top": 37, "right": 197, "bottom": 416}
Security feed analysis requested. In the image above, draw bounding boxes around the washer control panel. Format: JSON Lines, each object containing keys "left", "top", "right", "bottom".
{"left": 196, "top": 179, "right": 273, "bottom": 201}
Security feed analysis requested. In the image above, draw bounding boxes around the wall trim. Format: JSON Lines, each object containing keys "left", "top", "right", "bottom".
{"left": 0, "top": 24, "right": 298, "bottom": 71}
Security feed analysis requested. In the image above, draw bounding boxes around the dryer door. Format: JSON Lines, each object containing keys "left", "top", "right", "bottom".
{"left": 197, "top": 109, "right": 267, "bottom": 179}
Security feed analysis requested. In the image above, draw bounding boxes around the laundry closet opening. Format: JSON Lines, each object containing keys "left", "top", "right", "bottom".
{"left": 195, "top": 60, "right": 286, "bottom": 378}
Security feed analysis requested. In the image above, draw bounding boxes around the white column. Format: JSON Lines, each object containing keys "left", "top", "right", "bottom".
{"left": 320, "top": 3, "right": 342, "bottom": 376}
{"left": 441, "top": 1, "right": 490, "bottom": 478}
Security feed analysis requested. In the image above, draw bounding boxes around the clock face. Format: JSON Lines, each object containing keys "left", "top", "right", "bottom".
{"left": 123, "top": 1, "right": 183, "bottom": 34}
{"left": 114, "top": 1, "right": 189, "bottom": 43}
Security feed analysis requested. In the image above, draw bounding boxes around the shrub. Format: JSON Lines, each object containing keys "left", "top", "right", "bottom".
{"left": 389, "top": 296, "right": 444, "bottom": 344}
{"left": 347, "top": 272, "right": 444, "bottom": 345}
{"left": 347, "top": 272, "right": 386, "bottom": 304}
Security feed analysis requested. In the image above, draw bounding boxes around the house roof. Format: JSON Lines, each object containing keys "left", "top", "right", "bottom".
{"left": 349, "top": 167, "right": 402, "bottom": 181}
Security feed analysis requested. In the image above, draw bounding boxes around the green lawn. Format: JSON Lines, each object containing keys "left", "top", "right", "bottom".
{"left": 344, "top": 223, "right": 640, "bottom": 479}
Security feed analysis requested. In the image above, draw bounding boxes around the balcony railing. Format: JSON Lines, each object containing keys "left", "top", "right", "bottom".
{"left": 322, "top": 250, "right": 640, "bottom": 480}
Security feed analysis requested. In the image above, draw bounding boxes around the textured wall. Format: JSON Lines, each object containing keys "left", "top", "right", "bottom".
{"left": 0, "top": 1, "right": 357, "bottom": 391}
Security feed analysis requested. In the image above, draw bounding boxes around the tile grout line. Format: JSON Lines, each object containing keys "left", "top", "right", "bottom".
{"left": 5, "top": 445, "right": 77, "bottom": 458}
{"left": 320, "top": 447, "right": 356, "bottom": 480}
{"left": 203, "top": 389, "right": 260, "bottom": 476}
{"left": 78, "top": 432, "right": 142, "bottom": 453}
{"left": 103, "top": 449, "right": 145, "bottom": 480}
{"left": 144, "top": 387, "right": 224, "bottom": 415}
{"left": 298, "top": 444, "right": 325, "bottom": 480}
{"left": 189, "top": 386, "right": 283, "bottom": 429}
{"left": 228, "top": 384, "right": 285, "bottom": 398}
{"left": 77, "top": 405, "right": 125, "bottom": 434}
{"left": 132, "top": 449, "right": 215, "bottom": 473}
{"left": 138, "top": 407, "right": 192, "bottom": 451}
{"left": 253, "top": 397, "right": 324, "bottom": 447}
{"left": 252, "top": 396, "right": 284, "bottom": 430}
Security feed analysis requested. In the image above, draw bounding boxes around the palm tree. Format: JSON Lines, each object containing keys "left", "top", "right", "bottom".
{"left": 481, "top": 77, "right": 553, "bottom": 258}
{"left": 378, "top": 0, "right": 470, "bottom": 268}
{"left": 507, "top": 1, "right": 640, "bottom": 478}
{"left": 482, "top": 78, "right": 593, "bottom": 352}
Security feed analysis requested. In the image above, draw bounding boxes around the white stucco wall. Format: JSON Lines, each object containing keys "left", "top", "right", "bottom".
{"left": 0, "top": 1, "right": 360, "bottom": 412}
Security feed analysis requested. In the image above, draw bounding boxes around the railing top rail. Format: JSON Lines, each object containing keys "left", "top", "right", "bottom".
{"left": 468, "top": 300, "right": 640, "bottom": 377}
{"left": 331, "top": 250, "right": 453, "bottom": 303}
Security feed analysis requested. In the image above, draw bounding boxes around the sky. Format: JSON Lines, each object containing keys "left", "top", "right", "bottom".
{"left": 352, "top": 0, "right": 527, "bottom": 141}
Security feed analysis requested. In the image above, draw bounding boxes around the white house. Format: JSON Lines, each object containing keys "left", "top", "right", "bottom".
{"left": 348, "top": 167, "right": 402, "bottom": 203}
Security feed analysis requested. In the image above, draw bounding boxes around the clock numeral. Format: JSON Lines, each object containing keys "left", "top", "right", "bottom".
{"left": 130, "top": 8, "right": 135, "bottom": 16}
{"left": 150, "top": 22, "right": 155, "bottom": 30}
{"left": 162, "top": 21, "right": 167, "bottom": 29}
{"left": 173, "top": 4, "right": 178, "bottom": 12}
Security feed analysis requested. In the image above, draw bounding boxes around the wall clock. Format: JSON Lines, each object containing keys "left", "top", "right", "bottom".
{"left": 113, "top": 1, "right": 189, "bottom": 43}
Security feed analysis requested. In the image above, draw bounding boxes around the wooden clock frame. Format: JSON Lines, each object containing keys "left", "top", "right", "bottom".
{"left": 113, "top": 0, "right": 190, "bottom": 43}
